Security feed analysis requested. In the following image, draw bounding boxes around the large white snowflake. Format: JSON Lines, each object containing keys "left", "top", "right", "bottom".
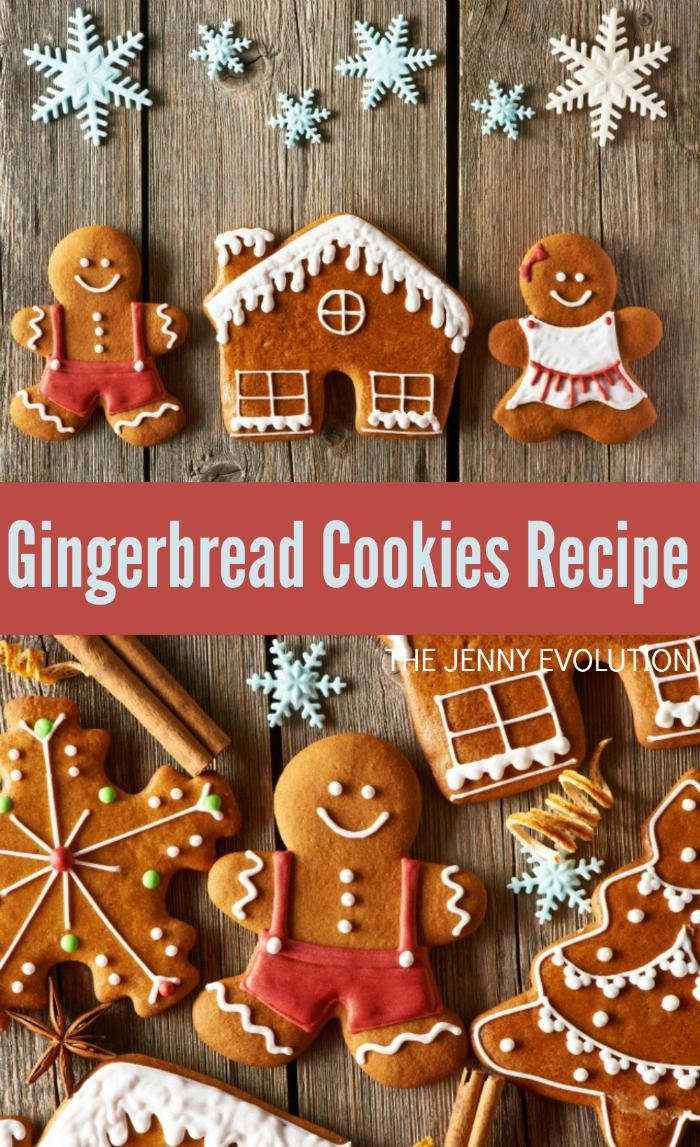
{"left": 190, "top": 20, "right": 252, "bottom": 82}
{"left": 24, "top": 7, "right": 152, "bottom": 147}
{"left": 336, "top": 15, "right": 437, "bottom": 110}
{"left": 247, "top": 639, "right": 346, "bottom": 728}
{"left": 547, "top": 8, "right": 671, "bottom": 147}
{"left": 509, "top": 849, "right": 605, "bottom": 925}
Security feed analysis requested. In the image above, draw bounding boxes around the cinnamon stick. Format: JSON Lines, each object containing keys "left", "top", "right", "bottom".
{"left": 444, "top": 1069, "right": 504, "bottom": 1147}
{"left": 54, "top": 636, "right": 230, "bottom": 776}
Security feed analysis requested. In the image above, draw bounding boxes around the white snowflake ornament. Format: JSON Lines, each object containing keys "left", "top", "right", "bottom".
{"left": 247, "top": 639, "right": 346, "bottom": 727}
{"left": 509, "top": 848, "right": 605, "bottom": 925}
{"left": 190, "top": 20, "right": 252, "bottom": 82}
{"left": 547, "top": 7, "right": 671, "bottom": 147}
{"left": 268, "top": 90, "right": 332, "bottom": 147}
{"left": 336, "top": 14, "right": 437, "bottom": 110}
{"left": 24, "top": 7, "right": 152, "bottom": 147}
{"left": 472, "top": 81, "right": 535, "bottom": 140}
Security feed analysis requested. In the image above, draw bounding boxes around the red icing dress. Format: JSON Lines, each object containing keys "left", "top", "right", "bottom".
{"left": 39, "top": 302, "right": 167, "bottom": 417}
{"left": 243, "top": 852, "right": 443, "bottom": 1033}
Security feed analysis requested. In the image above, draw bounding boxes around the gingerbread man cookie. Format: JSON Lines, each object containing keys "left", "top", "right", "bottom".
{"left": 193, "top": 734, "right": 486, "bottom": 1088}
{"left": 491, "top": 233, "right": 662, "bottom": 443}
{"left": 473, "top": 771, "right": 700, "bottom": 1147}
{"left": 11, "top": 226, "right": 187, "bottom": 445}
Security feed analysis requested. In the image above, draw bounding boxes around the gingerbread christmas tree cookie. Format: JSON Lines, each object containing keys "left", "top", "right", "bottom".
{"left": 0, "top": 696, "right": 240, "bottom": 1027}
{"left": 472, "top": 771, "right": 700, "bottom": 1147}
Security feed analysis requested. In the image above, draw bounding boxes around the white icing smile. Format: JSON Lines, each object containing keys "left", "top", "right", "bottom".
{"left": 316, "top": 806, "right": 390, "bottom": 839}
{"left": 74, "top": 273, "right": 122, "bottom": 294}
{"left": 549, "top": 288, "right": 593, "bottom": 308}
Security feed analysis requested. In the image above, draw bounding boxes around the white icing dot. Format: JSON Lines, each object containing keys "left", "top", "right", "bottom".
{"left": 170, "top": 788, "right": 184, "bottom": 800}
{"left": 555, "top": 271, "right": 567, "bottom": 282}
{"left": 150, "top": 928, "right": 163, "bottom": 940}
{"left": 64, "top": 745, "right": 77, "bottom": 757}
{"left": 266, "top": 937, "right": 282, "bottom": 955}
{"left": 597, "top": 947, "right": 613, "bottom": 962}
{"left": 101, "top": 258, "right": 111, "bottom": 268}
{"left": 108, "top": 973, "right": 121, "bottom": 986}
{"left": 683, "top": 799, "right": 697, "bottom": 811}
{"left": 68, "top": 766, "right": 80, "bottom": 778}
{"left": 189, "top": 834, "right": 203, "bottom": 847}
{"left": 167, "top": 846, "right": 180, "bottom": 858}
{"left": 337, "top": 919, "right": 353, "bottom": 934}
{"left": 644, "top": 1096, "right": 660, "bottom": 1111}
{"left": 592, "top": 1011, "right": 609, "bottom": 1028}
{"left": 361, "top": 785, "right": 376, "bottom": 799}
{"left": 692, "top": 910, "right": 700, "bottom": 925}
{"left": 669, "top": 896, "right": 686, "bottom": 914}
{"left": 573, "top": 1068, "right": 589, "bottom": 1082}
{"left": 21, "top": 963, "right": 36, "bottom": 976}
{"left": 92, "top": 312, "right": 103, "bottom": 322}
{"left": 95, "top": 954, "right": 109, "bottom": 968}
{"left": 574, "top": 272, "right": 585, "bottom": 282}
{"left": 681, "top": 848, "right": 697, "bottom": 863}
{"left": 340, "top": 869, "right": 354, "bottom": 884}
{"left": 95, "top": 327, "right": 105, "bottom": 337}
{"left": 50, "top": 359, "right": 61, "bottom": 371}
{"left": 11, "top": 981, "right": 23, "bottom": 995}
{"left": 399, "top": 951, "right": 414, "bottom": 968}
{"left": 148, "top": 796, "right": 162, "bottom": 809}
{"left": 328, "top": 781, "right": 343, "bottom": 796}
{"left": 662, "top": 995, "right": 680, "bottom": 1012}
{"left": 8, "top": 749, "right": 20, "bottom": 761}
{"left": 134, "top": 360, "right": 145, "bottom": 372}
{"left": 499, "top": 1038, "right": 515, "bottom": 1053}
{"left": 80, "top": 257, "right": 90, "bottom": 268}
{"left": 628, "top": 909, "right": 645, "bottom": 923}
{"left": 341, "top": 892, "right": 355, "bottom": 907}
{"left": 165, "top": 945, "right": 179, "bottom": 957}
{"left": 10, "top": 769, "right": 22, "bottom": 782}
{"left": 95, "top": 344, "right": 105, "bottom": 354}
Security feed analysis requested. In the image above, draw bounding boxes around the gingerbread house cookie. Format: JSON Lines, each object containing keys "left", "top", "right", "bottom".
{"left": 204, "top": 215, "right": 472, "bottom": 441}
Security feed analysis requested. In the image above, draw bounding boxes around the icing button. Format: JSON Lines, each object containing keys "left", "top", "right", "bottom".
{"left": 266, "top": 937, "right": 283, "bottom": 955}
{"left": 596, "top": 947, "right": 613, "bottom": 962}
{"left": 499, "top": 1037, "right": 515, "bottom": 1053}
{"left": 605, "top": 315, "right": 613, "bottom": 325}
{"left": 92, "top": 312, "right": 103, "bottom": 322}
{"left": 681, "top": 847, "right": 697, "bottom": 863}
{"left": 50, "top": 359, "right": 61, "bottom": 371}
{"left": 339, "top": 868, "right": 354, "bottom": 884}
{"left": 573, "top": 1068, "right": 589, "bottom": 1082}
{"left": 95, "top": 327, "right": 105, "bottom": 337}
{"left": 399, "top": 950, "right": 414, "bottom": 968}
{"left": 341, "top": 892, "right": 355, "bottom": 908}
{"left": 526, "top": 319, "right": 536, "bottom": 329}
{"left": 95, "top": 344, "right": 105, "bottom": 354}
{"left": 11, "top": 982, "right": 23, "bottom": 995}
{"left": 337, "top": 919, "right": 353, "bottom": 934}
{"left": 592, "top": 1011, "right": 609, "bottom": 1028}
{"left": 134, "top": 360, "right": 145, "bottom": 372}
{"left": 644, "top": 1097, "right": 660, "bottom": 1111}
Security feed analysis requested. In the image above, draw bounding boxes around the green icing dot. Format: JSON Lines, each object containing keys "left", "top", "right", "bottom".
{"left": 205, "top": 793, "right": 222, "bottom": 812}
{"left": 99, "top": 786, "right": 118, "bottom": 804}
{"left": 33, "top": 718, "right": 54, "bottom": 739}
{"left": 0, "top": 795, "right": 13, "bottom": 814}
{"left": 142, "top": 869, "right": 161, "bottom": 890}
{"left": 61, "top": 933, "right": 79, "bottom": 953}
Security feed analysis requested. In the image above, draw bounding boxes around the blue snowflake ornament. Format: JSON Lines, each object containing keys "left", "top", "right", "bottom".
{"left": 268, "top": 90, "right": 332, "bottom": 147}
{"left": 472, "top": 81, "right": 535, "bottom": 140}
{"left": 336, "top": 15, "right": 437, "bottom": 110}
{"left": 508, "top": 848, "right": 604, "bottom": 925}
{"left": 24, "top": 7, "right": 152, "bottom": 147}
{"left": 247, "top": 639, "right": 347, "bottom": 728}
{"left": 191, "top": 20, "right": 252, "bottom": 82}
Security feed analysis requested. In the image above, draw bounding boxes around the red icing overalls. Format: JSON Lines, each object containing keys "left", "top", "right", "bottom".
{"left": 243, "top": 852, "right": 442, "bottom": 1033}
{"left": 39, "top": 302, "right": 167, "bottom": 416}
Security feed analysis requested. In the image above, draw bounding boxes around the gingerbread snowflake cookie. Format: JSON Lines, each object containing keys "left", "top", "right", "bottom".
{"left": 11, "top": 226, "right": 187, "bottom": 445}
{"left": 193, "top": 734, "right": 486, "bottom": 1088}
{"left": 473, "top": 771, "right": 700, "bottom": 1147}
{"left": 490, "top": 233, "right": 662, "bottom": 443}
{"left": 204, "top": 215, "right": 472, "bottom": 441}
{"left": 0, "top": 696, "right": 240, "bottom": 1027}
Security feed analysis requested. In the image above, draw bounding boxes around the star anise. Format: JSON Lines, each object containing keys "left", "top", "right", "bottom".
{"left": 7, "top": 977, "right": 115, "bottom": 1096}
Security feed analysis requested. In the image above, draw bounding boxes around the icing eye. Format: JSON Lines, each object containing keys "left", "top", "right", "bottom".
{"left": 361, "top": 785, "right": 376, "bottom": 800}
{"left": 328, "top": 781, "right": 343, "bottom": 797}
{"left": 574, "top": 272, "right": 585, "bottom": 282}
{"left": 100, "top": 258, "right": 112, "bottom": 268}
{"left": 80, "top": 258, "right": 90, "bottom": 268}
{"left": 555, "top": 272, "right": 567, "bottom": 282}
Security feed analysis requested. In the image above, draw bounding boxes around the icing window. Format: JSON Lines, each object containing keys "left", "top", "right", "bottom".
{"left": 640, "top": 636, "right": 700, "bottom": 736}
{"left": 317, "top": 290, "right": 366, "bottom": 335}
{"left": 367, "top": 373, "right": 440, "bottom": 433}
{"left": 232, "top": 370, "right": 312, "bottom": 435}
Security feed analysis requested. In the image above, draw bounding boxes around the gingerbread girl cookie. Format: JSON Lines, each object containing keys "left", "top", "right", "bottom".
{"left": 473, "top": 770, "right": 700, "bottom": 1147}
{"left": 491, "top": 233, "right": 662, "bottom": 443}
{"left": 193, "top": 734, "right": 486, "bottom": 1088}
{"left": 11, "top": 226, "right": 187, "bottom": 445}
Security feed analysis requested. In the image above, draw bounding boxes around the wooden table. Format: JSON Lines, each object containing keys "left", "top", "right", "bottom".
{"left": 1, "top": 1, "right": 698, "bottom": 1144}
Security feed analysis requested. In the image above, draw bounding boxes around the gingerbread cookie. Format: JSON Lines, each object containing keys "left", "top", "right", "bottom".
{"left": 204, "top": 215, "right": 472, "bottom": 440}
{"left": 490, "top": 233, "right": 662, "bottom": 443}
{"left": 0, "top": 696, "right": 239, "bottom": 1026}
{"left": 472, "top": 771, "right": 700, "bottom": 1147}
{"left": 193, "top": 733, "right": 486, "bottom": 1088}
{"left": 11, "top": 226, "right": 187, "bottom": 445}
{"left": 382, "top": 635, "right": 700, "bottom": 804}
{"left": 0, "top": 1055, "right": 349, "bottom": 1145}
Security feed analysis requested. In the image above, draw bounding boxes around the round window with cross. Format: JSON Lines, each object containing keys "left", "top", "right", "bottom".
{"left": 317, "top": 289, "right": 366, "bottom": 335}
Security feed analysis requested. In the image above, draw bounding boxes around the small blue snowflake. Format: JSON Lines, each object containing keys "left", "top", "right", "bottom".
{"left": 190, "top": 20, "right": 252, "bottom": 82}
{"left": 268, "top": 89, "right": 332, "bottom": 148}
{"left": 508, "top": 848, "right": 604, "bottom": 925}
{"left": 247, "top": 639, "right": 347, "bottom": 728}
{"left": 24, "top": 6, "right": 152, "bottom": 147}
{"left": 336, "top": 15, "right": 437, "bottom": 110}
{"left": 472, "top": 81, "right": 535, "bottom": 140}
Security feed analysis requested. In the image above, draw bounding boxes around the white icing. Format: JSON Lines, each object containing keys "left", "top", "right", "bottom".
{"left": 230, "top": 370, "right": 312, "bottom": 435}
{"left": 337, "top": 919, "right": 352, "bottom": 934}
{"left": 232, "top": 850, "right": 264, "bottom": 920}
{"left": 206, "top": 982, "right": 293, "bottom": 1055}
{"left": 440, "top": 866, "right": 471, "bottom": 936}
{"left": 27, "top": 306, "right": 46, "bottom": 350}
{"left": 354, "top": 1020, "right": 462, "bottom": 1065}
{"left": 156, "top": 303, "right": 178, "bottom": 349}
{"left": 339, "top": 869, "right": 354, "bottom": 884}
{"left": 549, "top": 288, "right": 593, "bottom": 308}
{"left": 317, "top": 289, "right": 366, "bottom": 335}
{"left": 17, "top": 389, "right": 75, "bottom": 434}
{"left": 215, "top": 228, "right": 275, "bottom": 265}
{"left": 361, "top": 786, "right": 375, "bottom": 800}
{"left": 206, "top": 215, "right": 470, "bottom": 353}
{"left": 73, "top": 273, "right": 122, "bottom": 294}
{"left": 112, "top": 402, "right": 180, "bottom": 434}
{"left": 328, "top": 782, "right": 343, "bottom": 797}
{"left": 0, "top": 1122, "right": 25, "bottom": 1147}
{"left": 367, "top": 372, "right": 440, "bottom": 433}
{"left": 38, "top": 1061, "right": 344, "bottom": 1146}
{"left": 446, "top": 734, "right": 571, "bottom": 788}
{"left": 500, "top": 1038, "right": 516, "bottom": 1053}
{"left": 151, "top": 928, "right": 163, "bottom": 940}
{"left": 316, "top": 807, "right": 390, "bottom": 839}
{"left": 656, "top": 698, "right": 700, "bottom": 730}
{"left": 506, "top": 312, "right": 646, "bottom": 412}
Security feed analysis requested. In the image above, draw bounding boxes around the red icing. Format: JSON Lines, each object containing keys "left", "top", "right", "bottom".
{"left": 242, "top": 852, "right": 442, "bottom": 1033}
{"left": 49, "top": 846, "right": 74, "bottom": 872}
{"left": 158, "top": 980, "right": 177, "bottom": 998}
{"left": 519, "top": 243, "right": 550, "bottom": 281}
{"left": 526, "top": 319, "right": 537, "bottom": 329}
